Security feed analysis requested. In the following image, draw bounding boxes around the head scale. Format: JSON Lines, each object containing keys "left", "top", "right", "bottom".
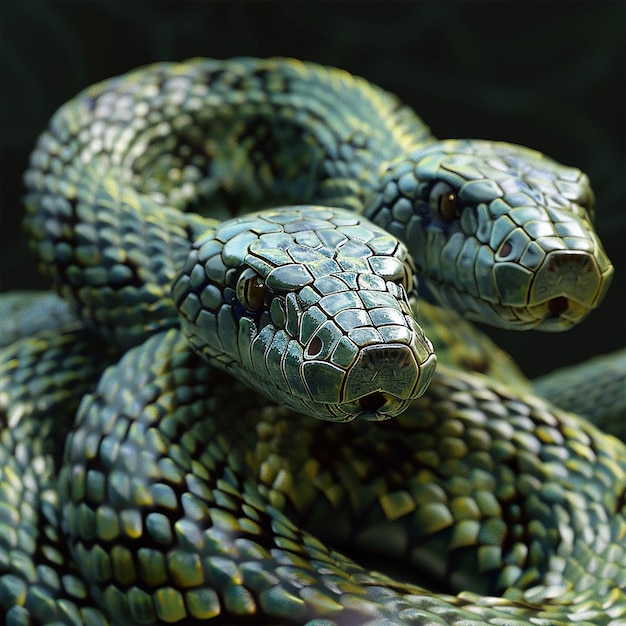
{"left": 370, "top": 140, "right": 613, "bottom": 330}
{"left": 172, "top": 205, "right": 436, "bottom": 421}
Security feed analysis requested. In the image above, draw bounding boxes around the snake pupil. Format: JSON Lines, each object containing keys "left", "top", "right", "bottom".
{"left": 439, "top": 193, "right": 457, "bottom": 220}
{"left": 430, "top": 181, "right": 458, "bottom": 222}
{"left": 236, "top": 268, "right": 266, "bottom": 311}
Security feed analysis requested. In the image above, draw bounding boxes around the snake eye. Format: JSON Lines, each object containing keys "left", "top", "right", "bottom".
{"left": 430, "top": 181, "right": 459, "bottom": 222}
{"left": 236, "top": 268, "right": 266, "bottom": 311}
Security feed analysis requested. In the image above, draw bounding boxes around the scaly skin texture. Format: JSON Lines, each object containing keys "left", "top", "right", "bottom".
{"left": 23, "top": 58, "right": 612, "bottom": 335}
{"left": 534, "top": 348, "right": 626, "bottom": 440}
{"left": 0, "top": 58, "right": 622, "bottom": 624}
{"left": 1, "top": 327, "right": 625, "bottom": 625}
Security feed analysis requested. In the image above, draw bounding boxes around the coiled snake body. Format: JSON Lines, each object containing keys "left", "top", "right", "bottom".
{"left": 0, "top": 58, "right": 624, "bottom": 625}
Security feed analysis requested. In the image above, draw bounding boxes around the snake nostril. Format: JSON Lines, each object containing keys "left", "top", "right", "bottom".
{"left": 499, "top": 239, "right": 513, "bottom": 258}
{"left": 306, "top": 336, "right": 323, "bottom": 357}
{"left": 359, "top": 392, "right": 387, "bottom": 413}
{"left": 548, "top": 296, "right": 569, "bottom": 317}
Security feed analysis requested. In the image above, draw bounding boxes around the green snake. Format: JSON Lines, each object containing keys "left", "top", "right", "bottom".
{"left": 1, "top": 57, "right": 624, "bottom": 625}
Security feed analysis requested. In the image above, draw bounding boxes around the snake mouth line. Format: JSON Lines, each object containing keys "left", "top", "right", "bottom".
{"left": 422, "top": 275, "right": 592, "bottom": 331}
{"left": 354, "top": 391, "right": 414, "bottom": 421}
{"left": 319, "top": 393, "right": 411, "bottom": 423}
{"left": 359, "top": 391, "right": 388, "bottom": 413}
{"left": 524, "top": 296, "right": 593, "bottom": 330}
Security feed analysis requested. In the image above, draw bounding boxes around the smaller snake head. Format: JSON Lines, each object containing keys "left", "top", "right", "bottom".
{"left": 172, "top": 206, "right": 437, "bottom": 421}
{"left": 371, "top": 140, "right": 614, "bottom": 330}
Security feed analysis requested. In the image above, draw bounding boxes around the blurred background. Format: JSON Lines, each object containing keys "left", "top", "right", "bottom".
{"left": 1, "top": 1, "right": 624, "bottom": 378}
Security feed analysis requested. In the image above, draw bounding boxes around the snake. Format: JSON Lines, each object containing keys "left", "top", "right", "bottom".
{"left": 1, "top": 57, "right": 624, "bottom": 625}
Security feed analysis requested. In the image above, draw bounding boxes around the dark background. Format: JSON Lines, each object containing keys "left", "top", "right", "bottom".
{"left": 1, "top": 1, "right": 624, "bottom": 378}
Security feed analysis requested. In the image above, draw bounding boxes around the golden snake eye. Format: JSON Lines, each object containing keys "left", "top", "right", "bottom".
{"left": 236, "top": 268, "right": 266, "bottom": 311}
{"left": 430, "top": 181, "right": 459, "bottom": 222}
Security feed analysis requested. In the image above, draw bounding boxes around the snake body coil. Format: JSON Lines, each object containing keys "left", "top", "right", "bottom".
{"left": 0, "top": 58, "right": 623, "bottom": 625}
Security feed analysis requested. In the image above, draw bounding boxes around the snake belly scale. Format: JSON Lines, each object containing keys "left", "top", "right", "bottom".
{"left": 0, "top": 57, "right": 623, "bottom": 625}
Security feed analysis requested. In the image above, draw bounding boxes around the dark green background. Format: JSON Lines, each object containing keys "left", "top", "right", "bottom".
{"left": 1, "top": 1, "right": 624, "bottom": 378}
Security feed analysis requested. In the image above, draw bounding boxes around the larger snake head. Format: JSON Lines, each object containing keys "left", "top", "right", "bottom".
{"left": 371, "top": 140, "right": 614, "bottom": 330}
{"left": 172, "top": 206, "right": 436, "bottom": 421}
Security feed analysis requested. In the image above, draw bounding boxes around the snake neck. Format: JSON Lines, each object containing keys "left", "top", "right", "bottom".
{"left": 25, "top": 58, "right": 433, "bottom": 221}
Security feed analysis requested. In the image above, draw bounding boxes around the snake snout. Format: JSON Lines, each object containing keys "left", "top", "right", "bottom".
{"left": 343, "top": 343, "right": 437, "bottom": 420}
{"left": 530, "top": 250, "right": 613, "bottom": 329}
